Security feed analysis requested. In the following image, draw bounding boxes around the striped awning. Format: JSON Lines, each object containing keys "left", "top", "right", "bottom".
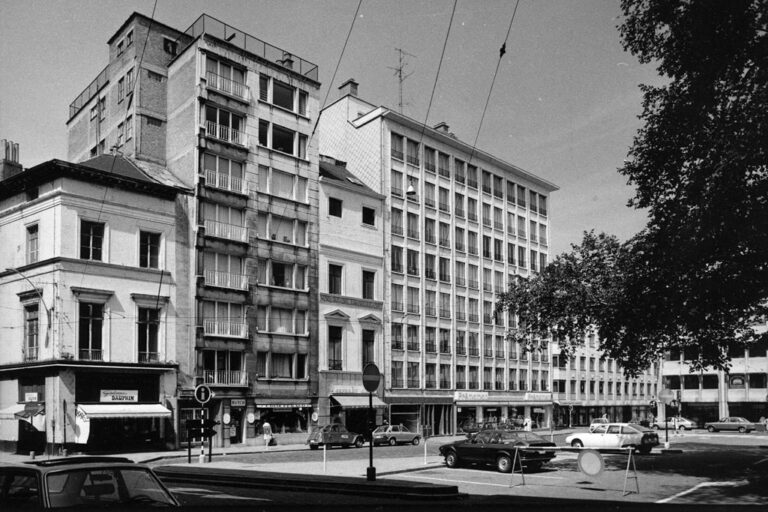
{"left": 77, "top": 403, "right": 171, "bottom": 419}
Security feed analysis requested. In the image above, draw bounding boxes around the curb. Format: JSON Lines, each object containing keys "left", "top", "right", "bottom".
{"left": 153, "top": 465, "right": 461, "bottom": 500}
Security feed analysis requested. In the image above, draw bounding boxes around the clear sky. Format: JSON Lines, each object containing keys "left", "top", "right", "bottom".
{"left": 0, "top": 0, "right": 660, "bottom": 255}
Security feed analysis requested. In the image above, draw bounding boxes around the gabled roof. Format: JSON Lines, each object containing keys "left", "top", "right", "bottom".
{"left": 319, "top": 158, "right": 383, "bottom": 199}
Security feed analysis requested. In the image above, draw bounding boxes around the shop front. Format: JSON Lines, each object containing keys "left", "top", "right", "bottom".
{"left": 455, "top": 391, "right": 555, "bottom": 431}
{"left": 385, "top": 395, "right": 454, "bottom": 436}
{"left": 253, "top": 398, "right": 312, "bottom": 436}
{"left": 330, "top": 395, "right": 386, "bottom": 435}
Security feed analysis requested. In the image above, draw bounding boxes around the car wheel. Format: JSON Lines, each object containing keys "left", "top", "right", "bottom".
{"left": 445, "top": 451, "right": 459, "bottom": 468}
{"left": 707, "top": 426, "right": 716, "bottom": 433}
{"left": 309, "top": 444, "right": 319, "bottom": 450}
{"left": 571, "top": 439, "right": 583, "bottom": 448}
{"left": 496, "top": 455, "right": 512, "bottom": 473}
{"left": 412, "top": 437, "right": 420, "bottom": 446}
{"left": 388, "top": 437, "right": 397, "bottom": 446}
{"left": 738, "top": 426, "right": 746, "bottom": 433}
{"left": 354, "top": 437, "right": 364, "bottom": 448}
{"left": 678, "top": 425, "right": 686, "bottom": 432}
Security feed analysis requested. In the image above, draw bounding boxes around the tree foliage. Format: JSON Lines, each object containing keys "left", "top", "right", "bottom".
{"left": 498, "top": 0, "right": 768, "bottom": 375}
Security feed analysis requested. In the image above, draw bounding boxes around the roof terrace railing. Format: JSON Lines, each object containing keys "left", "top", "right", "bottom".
{"left": 68, "top": 65, "right": 109, "bottom": 120}
{"left": 179, "top": 14, "right": 319, "bottom": 82}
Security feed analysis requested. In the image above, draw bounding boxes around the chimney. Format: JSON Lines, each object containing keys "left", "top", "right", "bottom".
{"left": 433, "top": 122, "right": 450, "bottom": 133}
{"left": 338, "top": 78, "right": 359, "bottom": 98}
{"left": 279, "top": 52, "right": 294, "bottom": 70}
{"left": 0, "top": 139, "right": 22, "bottom": 180}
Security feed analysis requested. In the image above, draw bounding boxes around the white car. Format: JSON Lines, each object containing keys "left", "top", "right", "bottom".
{"left": 651, "top": 417, "right": 695, "bottom": 431}
{"left": 565, "top": 423, "right": 660, "bottom": 454}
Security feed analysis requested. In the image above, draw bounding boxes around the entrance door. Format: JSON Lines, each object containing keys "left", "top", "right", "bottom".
{"left": 229, "top": 409, "right": 243, "bottom": 444}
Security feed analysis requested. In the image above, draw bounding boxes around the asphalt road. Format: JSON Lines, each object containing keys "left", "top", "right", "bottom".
{"left": 155, "top": 432, "right": 768, "bottom": 509}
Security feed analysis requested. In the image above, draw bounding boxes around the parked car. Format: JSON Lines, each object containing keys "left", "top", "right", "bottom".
{"left": 0, "top": 456, "right": 180, "bottom": 509}
{"left": 306, "top": 424, "right": 365, "bottom": 449}
{"left": 565, "top": 423, "right": 660, "bottom": 454}
{"left": 372, "top": 424, "right": 421, "bottom": 446}
{"left": 651, "top": 417, "right": 696, "bottom": 431}
{"left": 439, "top": 429, "right": 556, "bottom": 473}
{"left": 588, "top": 418, "right": 610, "bottom": 432}
{"left": 704, "top": 417, "right": 756, "bottom": 433}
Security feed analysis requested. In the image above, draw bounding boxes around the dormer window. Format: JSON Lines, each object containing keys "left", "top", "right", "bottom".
{"left": 163, "top": 38, "right": 177, "bottom": 56}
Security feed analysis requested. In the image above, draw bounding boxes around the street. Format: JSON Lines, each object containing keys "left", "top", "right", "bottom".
{"left": 152, "top": 431, "right": 768, "bottom": 508}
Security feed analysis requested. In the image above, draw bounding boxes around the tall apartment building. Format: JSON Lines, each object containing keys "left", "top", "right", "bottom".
{"left": 0, "top": 143, "right": 190, "bottom": 454}
{"left": 660, "top": 328, "right": 768, "bottom": 425}
{"left": 316, "top": 156, "right": 387, "bottom": 433}
{"left": 65, "top": 12, "right": 321, "bottom": 448}
{"left": 319, "top": 81, "right": 560, "bottom": 434}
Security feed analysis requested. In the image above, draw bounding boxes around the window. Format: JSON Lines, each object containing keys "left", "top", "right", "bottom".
{"left": 273, "top": 80, "right": 294, "bottom": 110}
{"left": 391, "top": 170, "right": 403, "bottom": 196}
{"left": 438, "top": 152, "right": 450, "bottom": 177}
{"left": 424, "top": 182, "right": 436, "bottom": 207}
{"left": 439, "top": 257, "right": 451, "bottom": 283}
{"left": 407, "top": 362, "right": 420, "bottom": 387}
{"left": 424, "top": 147, "right": 436, "bottom": 172}
{"left": 406, "top": 139, "right": 420, "bottom": 166}
{"left": 205, "top": 106, "right": 244, "bottom": 144}
{"left": 493, "top": 176, "right": 504, "bottom": 199}
{"left": 455, "top": 192, "right": 465, "bottom": 217}
{"left": 424, "top": 218, "right": 435, "bottom": 244}
{"left": 407, "top": 286, "right": 420, "bottom": 314}
{"left": 24, "top": 305, "right": 39, "bottom": 361}
{"left": 328, "top": 264, "right": 343, "bottom": 294}
{"left": 392, "top": 323, "right": 403, "bottom": 349}
{"left": 391, "top": 208, "right": 403, "bottom": 235}
{"left": 467, "top": 197, "right": 477, "bottom": 221}
{"left": 439, "top": 187, "right": 450, "bottom": 212}
{"left": 392, "top": 284, "right": 404, "bottom": 311}
{"left": 126, "top": 115, "right": 133, "bottom": 140}
{"left": 439, "top": 222, "right": 450, "bottom": 247}
{"left": 362, "top": 207, "right": 375, "bottom": 226}
{"left": 424, "top": 254, "right": 436, "bottom": 280}
{"left": 391, "top": 133, "right": 404, "bottom": 160}
{"left": 137, "top": 308, "right": 159, "bottom": 362}
{"left": 407, "top": 249, "right": 419, "bottom": 276}
{"left": 26, "top": 224, "right": 38, "bottom": 264}
{"left": 517, "top": 185, "right": 526, "bottom": 208}
{"left": 391, "top": 361, "right": 403, "bottom": 387}
{"left": 391, "top": 245, "right": 403, "bottom": 273}
{"left": 363, "top": 330, "right": 375, "bottom": 366}
{"left": 530, "top": 191, "right": 538, "bottom": 213}
{"left": 139, "top": 231, "right": 160, "bottom": 269}
{"left": 407, "top": 324, "right": 419, "bottom": 350}
{"left": 163, "top": 37, "right": 178, "bottom": 55}
{"left": 80, "top": 220, "right": 104, "bottom": 261}
{"left": 362, "top": 270, "right": 375, "bottom": 299}
{"left": 79, "top": 302, "right": 103, "bottom": 360}
{"left": 118, "top": 77, "right": 124, "bottom": 102}
{"left": 329, "top": 197, "right": 343, "bottom": 217}
{"left": 273, "top": 125, "right": 295, "bottom": 153}
{"left": 407, "top": 213, "right": 419, "bottom": 239}
{"left": 507, "top": 181, "right": 516, "bottom": 204}
{"left": 455, "top": 227, "right": 465, "bottom": 252}
{"left": 328, "top": 326, "right": 342, "bottom": 370}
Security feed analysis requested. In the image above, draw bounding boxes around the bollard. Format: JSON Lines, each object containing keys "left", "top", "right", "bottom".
{"left": 424, "top": 436, "right": 427, "bottom": 465}
{"left": 323, "top": 443, "right": 327, "bottom": 474}
{"left": 29, "top": 451, "right": 35, "bottom": 459}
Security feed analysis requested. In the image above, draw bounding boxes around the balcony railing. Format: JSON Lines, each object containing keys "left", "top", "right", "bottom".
{"left": 439, "top": 202, "right": 449, "bottom": 212}
{"left": 407, "top": 342, "right": 420, "bottom": 351}
{"left": 440, "top": 379, "right": 451, "bottom": 388}
{"left": 455, "top": 208, "right": 465, "bottom": 218}
{"left": 425, "top": 270, "right": 436, "bottom": 280}
{"left": 456, "top": 345, "right": 466, "bottom": 355}
{"left": 392, "top": 263, "right": 403, "bottom": 273}
{"left": 407, "top": 379, "right": 420, "bottom": 388}
{"left": 425, "top": 306, "right": 436, "bottom": 316}
{"left": 456, "top": 312, "right": 466, "bottom": 321}
{"left": 456, "top": 277, "right": 466, "bottom": 287}
{"left": 425, "top": 197, "right": 436, "bottom": 208}
{"left": 24, "top": 347, "right": 39, "bottom": 361}
{"left": 469, "top": 382, "right": 479, "bottom": 389}
{"left": 80, "top": 349, "right": 103, "bottom": 361}
{"left": 438, "top": 167, "right": 450, "bottom": 178}
{"left": 407, "top": 304, "right": 420, "bottom": 314}
{"left": 204, "top": 270, "right": 249, "bottom": 290}
{"left": 392, "top": 301, "right": 404, "bottom": 311}
{"left": 425, "top": 380, "right": 436, "bottom": 389}
{"left": 468, "top": 313, "right": 479, "bottom": 322}
{"left": 425, "top": 161, "right": 436, "bottom": 173}
{"left": 204, "top": 219, "right": 248, "bottom": 242}
{"left": 204, "top": 169, "right": 248, "bottom": 195}
{"left": 469, "top": 347, "right": 479, "bottom": 356}
{"left": 456, "top": 380, "right": 466, "bottom": 389}
{"left": 468, "top": 212, "right": 478, "bottom": 222}
{"left": 203, "top": 320, "right": 248, "bottom": 338}
{"left": 139, "top": 351, "right": 159, "bottom": 363}
{"left": 205, "top": 71, "right": 250, "bottom": 100}
{"left": 440, "top": 343, "right": 452, "bottom": 354}
{"left": 201, "top": 370, "right": 248, "bottom": 385}
{"left": 205, "top": 121, "right": 247, "bottom": 146}
{"left": 426, "top": 343, "right": 437, "bottom": 353}
{"left": 392, "top": 225, "right": 403, "bottom": 236}
{"left": 391, "top": 149, "right": 404, "bottom": 160}
{"left": 328, "top": 359, "right": 342, "bottom": 370}
{"left": 439, "top": 308, "right": 451, "bottom": 317}
{"left": 455, "top": 174, "right": 465, "bottom": 184}
{"left": 468, "top": 280, "right": 479, "bottom": 289}
{"left": 407, "top": 229, "right": 420, "bottom": 239}
{"left": 467, "top": 179, "right": 478, "bottom": 189}
{"left": 494, "top": 221, "right": 503, "bottom": 230}
{"left": 392, "top": 339, "right": 403, "bottom": 350}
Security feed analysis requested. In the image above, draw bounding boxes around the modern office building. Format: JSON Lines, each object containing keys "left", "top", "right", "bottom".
{"left": 319, "top": 80, "right": 560, "bottom": 434}
{"left": 65, "top": 12, "right": 321, "bottom": 448}
{"left": 0, "top": 142, "right": 190, "bottom": 454}
{"left": 316, "top": 155, "right": 387, "bottom": 433}
{"left": 660, "top": 328, "right": 768, "bottom": 425}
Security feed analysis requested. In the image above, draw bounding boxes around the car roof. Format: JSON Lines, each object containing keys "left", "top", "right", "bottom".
{"left": 2, "top": 457, "right": 141, "bottom": 474}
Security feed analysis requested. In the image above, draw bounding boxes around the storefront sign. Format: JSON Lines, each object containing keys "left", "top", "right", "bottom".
{"left": 454, "top": 391, "right": 489, "bottom": 401}
{"left": 231, "top": 399, "right": 246, "bottom": 407}
{"left": 524, "top": 393, "right": 552, "bottom": 401}
{"left": 99, "top": 390, "right": 138, "bottom": 402}
{"left": 24, "top": 392, "right": 38, "bottom": 402}
{"left": 533, "top": 408, "right": 545, "bottom": 413}
{"left": 332, "top": 386, "right": 367, "bottom": 395}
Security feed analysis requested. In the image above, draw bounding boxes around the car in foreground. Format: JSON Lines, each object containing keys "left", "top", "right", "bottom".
{"left": 704, "top": 416, "right": 756, "bottom": 433}
{"left": 439, "top": 429, "right": 556, "bottom": 473}
{"left": 372, "top": 424, "right": 421, "bottom": 446}
{"left": 0, "top": 456, "right": 180, "bottom": 509}
{"left": 651, "top": 416, "right": 696, "bottom": 431}
{"left": 306, "top": 424, "right": 364, "bottom": 449}
{"left": 565, "top": 422, "right": 659, "bottom": 454}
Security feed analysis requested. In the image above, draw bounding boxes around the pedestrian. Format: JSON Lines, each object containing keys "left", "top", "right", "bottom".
{"left": 262, "top": 420, "right": 272, "bottom": 447}
{"left": 523, "top": 417, "right": 532, "bottom": 432}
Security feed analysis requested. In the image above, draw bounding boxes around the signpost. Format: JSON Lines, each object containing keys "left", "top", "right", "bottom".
{"left": 362, "top": 363, "right": 381, "bottom": 482}
{"left": 192, "top": 384, "right": 215, "bottom": 462}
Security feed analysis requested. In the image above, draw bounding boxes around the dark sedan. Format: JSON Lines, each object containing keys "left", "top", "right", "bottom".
{"left": 439, "top": 429, "right": 556, "bottom": 473}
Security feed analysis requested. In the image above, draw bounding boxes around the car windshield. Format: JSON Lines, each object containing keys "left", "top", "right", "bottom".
{"left": 373, "top": 426, "right": 388, "bottom": 434}
{"left": 500, "top": 431, "right": 544, "bottom": 443}
{"left": 46, "top": 467, "right": 176, "bottom": 508}
{"left": 628, "top": 423, "right": 649, "bottom": 432}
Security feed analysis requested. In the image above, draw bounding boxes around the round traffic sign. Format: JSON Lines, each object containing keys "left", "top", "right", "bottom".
{"left": 577, "top": 449, "right": 604, "bottom": 477}
{"left": 362, "top": 363, "right": 381, "bottom": 392}
{"left": 194, "top": 384, "right": 212, "bottom": 404}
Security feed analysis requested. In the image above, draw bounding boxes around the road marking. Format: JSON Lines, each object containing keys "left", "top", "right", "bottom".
{"left": 656, "top": 481, "right": 746, "bottom": 503}
{"left": 753, "top": 457, "right": 768, "bottom": 466}
{"left": 406, "top": 472, "right": 563, "bottom": 487}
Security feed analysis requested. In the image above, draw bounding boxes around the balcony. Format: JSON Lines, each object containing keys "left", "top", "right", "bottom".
{"left": 204, "top": 121, "right": 247, "bottom": 146}
{"left": 204, "top": 169, "right": 248, "bottom": 195}
{"left": 391, "top": 149, "right": 404, "bottom": 160}
{"left": 201, "top": 370, "right": 248, "bottom": 386}
{"left": 440, "top": 379, "right": 451, "bottom": 388}
{"left": 205, "top": 71, "right": 250, "bottom": 101}
{"left": 407, "top": 155, "right": 420, "bottom": 167}
{"left": 455, "top": 174, "right": 465, "bottom": 184}
{"left": 426, "top": 343, "right": 437, "bottom": 353}
{"left": 204, "top": 270, "right": 249, "bottom": 290}
{"left": 407, "top": 229, "right": 420, "bottom": 239}
{"left": 407, "top": 379, "right": 420, "bottom": 388}
{"left": 439, "top": 308, "right": 451, "bottom": 318}
{"left": 425, "top": 197, "right": 436, "bottom": 208}
{"left": 440, "top": 344, "right": 452, "bottom": 354}
{"left": 468, "top": 313, "right": 479, "bottom": 322}
{"left": 467, "top": 179, "right": 478, "bottom": 189}
{"left": 438, "top": 167, "right": 450, "bottom": 178}
{"left": 203, "top": 320, "right": 248, "bottom": 338}
{"left": 24, "top": 347, "right": 39, "bottom": 362}
{"left": 424, "top": 270, "right": 436, "bottom": 280}
{"left": 204, "top": 219, "right": 248, "bottom": 242}
{"left": 79, "top": 349, "right": 103, "bottom": 361}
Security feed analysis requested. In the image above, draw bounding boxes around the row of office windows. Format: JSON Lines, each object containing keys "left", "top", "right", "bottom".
{"left": 664, "top": 373, "right": 768, "bottom": 389}
{"left": 390, "top": 287, "right": 504, "bottom": 324}
{"left": 553, "top": 379, "right": 657, "bottom": 399}
{"left": 390, "top": 326, "right": 546, "bottom": 357}
{"left": 389, "top": 362, "right": 551, "bottom": 391}
{"left": 664, "top": 341, "right": 768, "bottom": 361}
{"left": 390, "top": 133, "right": 548, "bottom": 215}
{"left": 391, "top": 207, "right": 547, "bottom": 246}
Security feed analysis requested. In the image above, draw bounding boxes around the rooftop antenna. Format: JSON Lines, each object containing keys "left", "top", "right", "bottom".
{"left": 388, "top": 48, "right": 415, "bottom": 114}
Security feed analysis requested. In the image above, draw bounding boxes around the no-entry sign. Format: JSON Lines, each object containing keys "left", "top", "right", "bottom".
{"left": 362, "top": 363, "right": 381, "bottom": 392}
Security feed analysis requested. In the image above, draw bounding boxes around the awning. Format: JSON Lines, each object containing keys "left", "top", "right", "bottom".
{"left": 254, "top": 398, "right": 312, "bottom": 409}
{"left": 331, "top": 395, "right": 387, "bottom": 409}
{"left": 0, "top": 403, "right": 26, "bottom": 419}
{"left": 14, "top": 403, "right": 45, "bottom": 420}
{"left": 77, "top": 403, "right": 172, "bottom": 419}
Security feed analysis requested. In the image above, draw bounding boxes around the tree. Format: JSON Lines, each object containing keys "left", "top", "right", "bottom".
{"left": 498, "top": 1, "right": 768, "bottom": 375}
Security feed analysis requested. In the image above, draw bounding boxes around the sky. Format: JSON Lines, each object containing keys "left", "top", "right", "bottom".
{"left": 0, "top": 0, "right": 662, "bottom": 255}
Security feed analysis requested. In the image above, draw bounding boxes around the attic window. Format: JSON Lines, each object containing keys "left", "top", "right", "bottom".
{"left": 163, "top": 38, "right": 178, "bottom": 56}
